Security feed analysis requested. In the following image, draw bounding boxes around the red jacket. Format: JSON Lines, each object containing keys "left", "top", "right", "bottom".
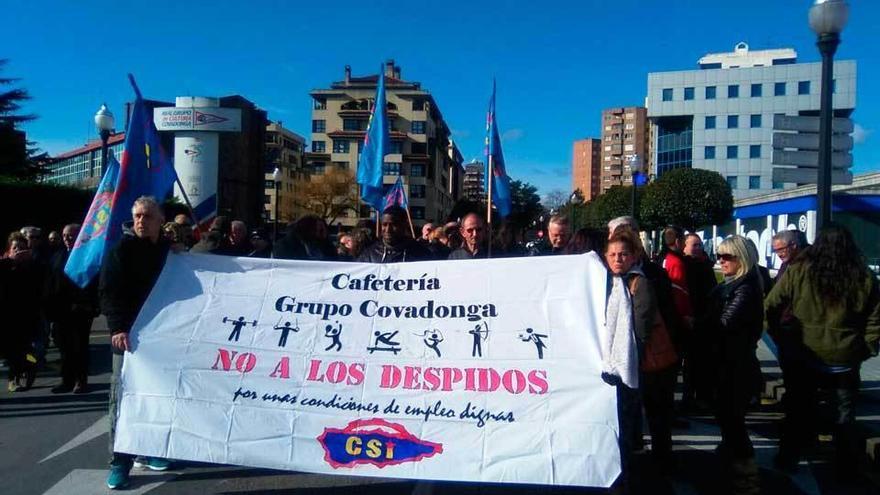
{"left": 662, "top": 250, "right": 694, "bottom": 323}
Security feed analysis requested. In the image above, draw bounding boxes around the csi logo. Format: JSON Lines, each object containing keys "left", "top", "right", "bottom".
{"left": 318, "top": 418, "right": 443, "bottom": 469}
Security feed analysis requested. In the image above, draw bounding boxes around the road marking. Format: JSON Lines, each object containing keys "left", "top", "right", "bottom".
{"left": 42, "top": 468, "right": 175, "bottom": 495}
{"left": 40, "top": 414, "right": 108, "bottom": 463}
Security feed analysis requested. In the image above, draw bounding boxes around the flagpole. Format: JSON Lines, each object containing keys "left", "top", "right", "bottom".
{"left": 404, "top": 206, "right": 416, "bottom": 239}
{"left": 486, "top": 154, "right": 494, "bottom": 258}
{"left": 173, "top": 176, "right": 202, "bottom": 229}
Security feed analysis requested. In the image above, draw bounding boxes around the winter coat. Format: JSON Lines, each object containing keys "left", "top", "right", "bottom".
{"left": 44, "top": 249, "right": 99, "bottom": 322}
{"left": 356, "top": 239, "right": 431, "bottom": 264}
{"left": 99, "top": 235, "right": 169, "bottom": 340}
{"left": 447, "top": 245, "right": 488, "bottom": 260}
{"left": 704, "top": 268, "right": 764, "bottom": 401}
{"left": 765, "top": 260, "right": 880, "bottom": 366}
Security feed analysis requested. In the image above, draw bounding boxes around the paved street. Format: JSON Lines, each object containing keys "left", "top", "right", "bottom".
{"left": 2, "top": 318, "right": 879, "bottom": 495}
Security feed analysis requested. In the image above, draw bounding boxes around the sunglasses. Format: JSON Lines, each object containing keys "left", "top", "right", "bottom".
{"left": 718, "top": 254, "right": 738, "bottom": 262}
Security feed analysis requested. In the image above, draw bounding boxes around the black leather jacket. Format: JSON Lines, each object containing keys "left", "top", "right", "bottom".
{"left": 707, "top": 268, "right": 765, "bottom": 355}
{"left": 356, "top": 239, "right": 432, "bottom": 264}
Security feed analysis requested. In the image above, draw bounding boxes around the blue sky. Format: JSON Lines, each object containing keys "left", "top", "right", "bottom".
{"left": 4, "top": 0, "right": 879, "bottom": 196}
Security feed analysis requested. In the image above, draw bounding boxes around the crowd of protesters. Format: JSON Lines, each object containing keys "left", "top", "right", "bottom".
{"left": 2, "top": 197, "right": 878, "bottom": 494}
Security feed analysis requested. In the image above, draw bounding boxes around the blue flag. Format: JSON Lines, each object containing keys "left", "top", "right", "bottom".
{"left": 64, "top": 75, "right": 178, "bottom": 287}
{"left": 63, "top": 154, "right": 121, "bottom": 287}
{"left": 357, "top": 65, "right": 390, "bottom": 210}
{"left": 382, "top": 176, "right": 408, "bottom": 211}
{"left": 485, "top": 80, "right": 512, "bottom": 217}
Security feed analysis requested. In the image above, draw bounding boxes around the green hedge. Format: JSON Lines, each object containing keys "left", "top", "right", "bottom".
{"left": 0, "top": 179, "right": 94, "bottom": 242}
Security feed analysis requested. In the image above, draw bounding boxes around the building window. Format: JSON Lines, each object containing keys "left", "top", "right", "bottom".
{"left": 383, "top": 162, "right": 400, "bottom": 175}
{"left": 333, "top": 161, "right": 349, "bottom": 170}
{"left": 411, "top": 207, "right": 425, "bottom": 220}
{"left": 727, "top": 176, "right": 738, "bottom": 189}
{"left": 411, "top": 98, "right": 427, "bottom": 111}
{"left": 332, "top": 139, "right": 350, "bottom": 153}
{"left": 751, "top": 83, "right": 762, "bottom": 97}
{"left": 728, "top": 84, "right": 739, "bottom": 98}
{"left": 705, "top": 116, "right": 716, "bottom": 129}
{"left": 311, "top": 162, "right": 326, "bottom": 174}
{"left": 343, "top": 119, "right": 365, "bottom": 131}
{"left": 749, "top": 145, "right": 761, "bottom": 158}
{"left": 388, "top": 141, "right": 402, "bottom": 154}
{"left": 749, "top": 176, "right": 761, "bottom": 189}
{"left": 684, "top": 87, "right": 694, "bottom": 100}
{"left": 662, "top": 88, "right": 673, "bottom": 101}
{"left": 655, "top": 116, "right": 693, "bottom": 176}
{"left": 312, "top": 120, "right": 326, "bottom": 133}
{"left": 772, "top": 181, "right": 784, "bottom": 189}
{"left": 410, "top": 184, "right": 426, "bottom": 199}
{"left": 410, "top": 163, "right": 425, "bottom": 177}
{"left": 706, "top": 86, "right": 716, "bottom": 99}
{"left": 411, "top": 121, "right": 426, "bottom": 134}
{"left": 727, "top": 145, "right": 738, "bottom": 159}
{"left": 832, "top": 79, "right": 837, "bottom": 94}
{"left": 704, "top": 146, "right": 716, "bottom": 159}
{"left": 750, "top": 114, "right": 762, "bottom": 128}
{"left": 311, "top": 140, "right": 326, "bottom": 153}
{"left": 798, "top": 80, "right": 811, "bottom": 95}
{"left": 313, "top": 98, "right": 327, "bottom": 110}
{"left": 727, "top": 115, "right": 739, "bottom": 129}
{"left": 409, "top": 142, "right": 427, "bottom": 155}
{"left": 265, "top": 180, "right": 275, "bottom": 189}
{"left": 264, "top": 195, "right": 272, "bottom": 205}
{"left": 774, "top": 82, "right": 786, "bottom": 96}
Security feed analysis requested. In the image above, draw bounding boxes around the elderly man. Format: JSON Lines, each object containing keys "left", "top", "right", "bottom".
{"left": 228, "top": 220, "right": 251, "bottom": 256}
{"left": 421, "top": 222, "right": 435, "bottom": 242}
{"left": 45, "top": 224, "right": 99, "bottom": 394}
{"left": 772, "top": 230, "right": 801, "bottom": 281}
{"left": 448, "top": 213, "right": 488, "bottom": 260}
{"left": 529, "top": 215, "right": 570, "bottom": 256}
{"left": 100, "top": 196, "right": 173, "bottom": 489}
{"left": 358, "top": 206, "right": 430, "bottom": 263}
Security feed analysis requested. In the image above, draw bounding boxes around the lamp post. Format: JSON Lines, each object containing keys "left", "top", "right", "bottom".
{"left": 273, "top": 167, "right": 282, "bottom": 247}
{"left": 809, "top": 0, "right": 849, "bottom": 229}
{"left": 627, "top": 154, "right": 644, "bottom": 219}
{"left": 94, "top": 103, "right": 115, "bottom": 177}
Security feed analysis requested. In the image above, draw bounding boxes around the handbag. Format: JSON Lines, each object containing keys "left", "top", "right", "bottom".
{"left": 629, "top": 276, "right": 679, "bottom": 372}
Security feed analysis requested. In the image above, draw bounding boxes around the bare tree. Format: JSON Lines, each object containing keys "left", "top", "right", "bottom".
{"left": 293, "top": 166, "right": 359, "bottom": 225}
{"left": 542, "top": 189, "right": 568, "bottom": 211}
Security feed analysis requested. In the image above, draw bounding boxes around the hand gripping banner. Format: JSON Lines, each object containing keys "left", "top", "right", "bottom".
{"left": 115, "top": 253, "right": 621, "bottom": 487}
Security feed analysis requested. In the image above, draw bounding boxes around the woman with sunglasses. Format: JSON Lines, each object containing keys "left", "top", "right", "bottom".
{"left": 704, "top": 235, "right": 764, "bottom": 491}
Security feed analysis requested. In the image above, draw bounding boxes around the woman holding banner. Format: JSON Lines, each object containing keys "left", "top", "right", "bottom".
{"left": 606, "top": 227, "right": 678, "bottom": 475}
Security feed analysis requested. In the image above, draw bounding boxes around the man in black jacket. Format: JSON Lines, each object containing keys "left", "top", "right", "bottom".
{"left": 357, "top": 206, "right": 430, "bottom": 263}
{"left": 45, "top": 224, "right": 99, "bottom": 394}
{"left": 100, "top": 196, "right": 172, "bottom": 489}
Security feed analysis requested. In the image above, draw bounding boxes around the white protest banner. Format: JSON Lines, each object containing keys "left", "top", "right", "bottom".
{"left": 115, "top": 252, "right": 620, "bottom": 487}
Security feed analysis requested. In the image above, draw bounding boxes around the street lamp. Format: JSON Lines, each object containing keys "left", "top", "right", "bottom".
{"left": 627, "top": 154, "right": 644, "bottom": 219}
{"left": 809, "top": 0, "right": 849, "bottom": 229}
{"left": 273, "top": 167, "right": 282, "bottom": 247}
{"left": 94, "top": 103, "right": 115, "bottom": 177}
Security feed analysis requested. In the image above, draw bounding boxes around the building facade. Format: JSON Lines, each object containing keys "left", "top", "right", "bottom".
{"left": 571, "top": 139, "right": 601, "bottom": 201}
{"left": 599, "top": 107, "right": 648, "bottom": 194}
{"left": 307, "top": 61, "right": 463, "bottom": 227}
{"left": 263, "top": 122, "right": 307, "bottom": 224}
{"left": 647, "top": 42, "right": 856, "bottom": 199}
{"left": 463, "top": 160, "right": 485, "bottom": 202}
{"left": 43, "top": 133, "right": 126, "bottom": 187}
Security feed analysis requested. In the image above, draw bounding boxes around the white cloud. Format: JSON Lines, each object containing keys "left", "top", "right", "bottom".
{"left": 853, "top": 123, "right": 871, "bottom": 144}
{"left": 502, "top": 128, "right": 525, "bottom": 142}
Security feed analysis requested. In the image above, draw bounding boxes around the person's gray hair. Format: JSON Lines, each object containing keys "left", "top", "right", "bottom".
{"left": 608, "top": 216, "right": 638, "bottom": 234}
{"left": 231, "top": 220, "right": 247, "bottom": 230}
{"left": 131, "top": 196, "right": 164, "bottom": 220}
{"left": 772, "top": 229, "right": 799, "bottom": 247}
{"left": 548, "top": 214, "right": 569, "bottom": 228}
{"left": 63, "top": 223, "right": 81, "bottom": 232}
{"left": 20, "top": 226, "right": 42, "bottom": 237}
